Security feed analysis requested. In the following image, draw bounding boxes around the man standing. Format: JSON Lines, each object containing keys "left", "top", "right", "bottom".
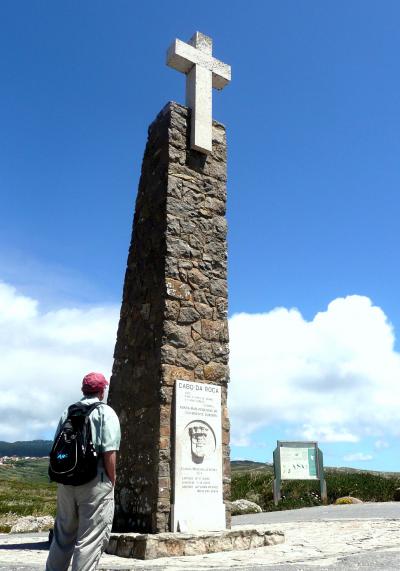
{"left": 46, "top": 372, "right": 121, "bottom": 571}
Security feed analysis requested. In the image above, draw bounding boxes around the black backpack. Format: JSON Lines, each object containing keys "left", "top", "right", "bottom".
{"left": 48, "top": 402, "right": 102, "bottom": 486}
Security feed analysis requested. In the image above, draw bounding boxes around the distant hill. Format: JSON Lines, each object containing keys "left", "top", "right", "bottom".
{"left": 231, "top": 460, "right": 273, "bottom": 472}
{"left": 1, "top": 443, "right": 399, "bottom": 479}
{"left": 0, "top": 440, "right": 52, "bottom": 457}
{"left": 231, "top": 460, "right": 400, "bottom": 478}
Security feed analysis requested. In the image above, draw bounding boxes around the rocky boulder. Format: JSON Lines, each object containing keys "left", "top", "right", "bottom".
{"left": 230, "top": 499, "right": 262, "bottom": 515}
{"left": 10, "top": 515, "right": 54, "bottom": 533}
{"left": 334, "top": 496, "right": 363, "bottom": 505}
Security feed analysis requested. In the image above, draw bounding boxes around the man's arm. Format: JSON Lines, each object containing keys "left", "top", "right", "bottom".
{"left": 103, "top": 451, "right": 117, "bottom": 486}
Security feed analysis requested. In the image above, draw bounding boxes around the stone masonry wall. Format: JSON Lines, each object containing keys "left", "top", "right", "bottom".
{"left": 108, "top": 102, "right": 230, "bottom": 533}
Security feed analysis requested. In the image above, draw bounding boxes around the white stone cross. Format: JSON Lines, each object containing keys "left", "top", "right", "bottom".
{"left": 167, "top": 32, "right": 231, "bottom": 154}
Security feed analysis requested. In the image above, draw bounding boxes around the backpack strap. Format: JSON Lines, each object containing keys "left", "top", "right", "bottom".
{"left": 86, "top": 402, "right": 102, "bottom": 415}
{"left": 100, "top": 405, "right": 104, "bottom": 453}
{"left": 89, "top": 402, "right": 106, "bottom": 453}
{"left": 67, "top": 402, "right": 86, "bottom": 417}
{"left": 68, "top": 402, "right": 102, "bottom": 417}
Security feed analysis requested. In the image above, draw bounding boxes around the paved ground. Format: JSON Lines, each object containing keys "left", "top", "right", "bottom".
{"left": 1, "top": 503, "right": 400, "bottom": 570}
{"left": 234, "top": 501, "right": 400, "bottom": 524}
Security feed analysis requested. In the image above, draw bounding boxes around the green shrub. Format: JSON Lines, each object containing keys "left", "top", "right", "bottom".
{"left": 393, "top": 488, "right": 400, "bottom": 501}
{"left": 231, "top": 472, "right": 274, "bottom": 509}
{"left": 231, "top": 469, "right": 400, "bottom": 512}
{"left": 326, "top": 471, "right": 400, "bottom": 503}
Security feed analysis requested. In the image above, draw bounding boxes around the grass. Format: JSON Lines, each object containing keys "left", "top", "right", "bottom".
{"left": 0, "top": 458, "right": 51, "bottom": 483}
{"left": 0, "top": 459, "right": 57, "bottom": 518}
{"left": 231, "top": 468, "right": 400, "bottom": 511}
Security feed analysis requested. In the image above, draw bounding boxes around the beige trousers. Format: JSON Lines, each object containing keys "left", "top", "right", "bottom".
{"left": 46, "top": 468, "right": 114, "bottom": 571}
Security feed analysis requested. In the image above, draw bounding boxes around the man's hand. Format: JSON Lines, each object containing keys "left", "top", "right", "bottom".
{"left": 103, "top": 451, "right": 117, "bottom": 486}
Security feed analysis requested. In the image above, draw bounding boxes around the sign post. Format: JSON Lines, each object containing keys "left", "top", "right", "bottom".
{"left": 273, "top": 441, "right": 327, "bottom": 506}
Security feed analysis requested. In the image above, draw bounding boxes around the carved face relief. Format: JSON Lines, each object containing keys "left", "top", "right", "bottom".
{"left": 187, "top": 421, "right": 215, "bottom": 464}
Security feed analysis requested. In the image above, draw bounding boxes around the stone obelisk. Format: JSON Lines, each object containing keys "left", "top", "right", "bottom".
{"left": 108, "top": 32, "right": 231, "bottom": 533}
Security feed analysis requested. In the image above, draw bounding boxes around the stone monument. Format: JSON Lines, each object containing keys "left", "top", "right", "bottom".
{"left": 108, "top": 32, "right": 231, "bottom": 534}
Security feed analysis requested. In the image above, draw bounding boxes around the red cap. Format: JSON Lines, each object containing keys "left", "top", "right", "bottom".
{"left": 82, "top": 372, "right": 109, "bottom": 394}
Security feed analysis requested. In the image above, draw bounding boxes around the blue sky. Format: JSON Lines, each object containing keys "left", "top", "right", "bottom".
{"left": 1, "top": 1, "right": 400, "bottom": 471}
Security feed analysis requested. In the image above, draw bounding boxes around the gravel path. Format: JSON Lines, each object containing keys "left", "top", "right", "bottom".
{"left": 1, "top": 503, "right": 400, "bottom": 569}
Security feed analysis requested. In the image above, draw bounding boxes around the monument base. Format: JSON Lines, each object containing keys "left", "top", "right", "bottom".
{"left": 106, "top": 526, "right": 284, "bottom": 560}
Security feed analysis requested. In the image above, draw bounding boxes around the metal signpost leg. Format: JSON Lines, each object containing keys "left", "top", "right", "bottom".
{"left": 273, "top": 448, "right": 282, "bottom": 506}
{"left": 317, "top": 447, "right": 328, "bottom": 504}
{"left": 320, "top": 478, "right": 328, "bottom": 505}
{"left": 273, "top": 478, "right": 281, "bottom": 506}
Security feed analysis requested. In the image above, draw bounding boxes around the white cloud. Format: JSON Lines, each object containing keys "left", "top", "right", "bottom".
{"left": 1, "top": 282, "right": 400, "bottom": 452}
{"left": 231, "top": 435, "right": 252, "bottom": 447}
{"left": 0, "top": 282, "right": 119, "bottom": 441}
{"left": 343, "top": 453, "right": 373, "bottom": 462}
{"left": 374, "top": 439, "right": 389, "bottom": 450}
{"left": 229, "top": 295, "right": 400, "bottom": 446}
{"left": 300, "top": 425, "right": 359, "bottom": 443}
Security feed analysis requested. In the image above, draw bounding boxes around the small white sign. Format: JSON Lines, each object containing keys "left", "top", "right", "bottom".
{"left": 172, "top": 379, "right": 225, "bottom": 532}
{"left": 280, "top": 446, "right": 318, "bottom": 480}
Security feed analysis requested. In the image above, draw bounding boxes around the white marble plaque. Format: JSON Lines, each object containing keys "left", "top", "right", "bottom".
{"left": 172, "top": 379, "right": 225, "bottom": 532}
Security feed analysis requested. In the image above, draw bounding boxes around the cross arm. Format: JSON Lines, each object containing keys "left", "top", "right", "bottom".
{"left": 167, "top": 39, "right": 231, "bottom": 90}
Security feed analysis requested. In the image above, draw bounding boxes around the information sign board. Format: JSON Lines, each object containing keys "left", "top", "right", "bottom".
{"left": 280, "top": 446, "right": 317, "bottom": 480}
{"left": 273, "top": 441, "right": 327, "bottom": 505}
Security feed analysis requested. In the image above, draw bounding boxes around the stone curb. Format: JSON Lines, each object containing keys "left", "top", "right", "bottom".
{"left": 106, "top": 525, "right": 284, "bottom": 559}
